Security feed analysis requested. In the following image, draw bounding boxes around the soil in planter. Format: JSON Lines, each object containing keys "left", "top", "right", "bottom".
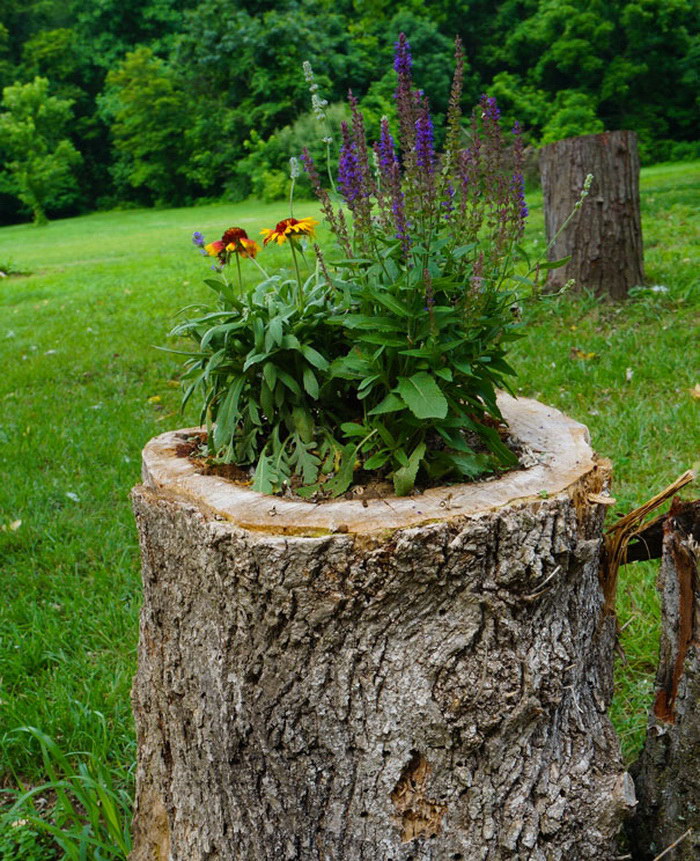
{"left": 173, "top": 423, "right": 538, "bottom": 502}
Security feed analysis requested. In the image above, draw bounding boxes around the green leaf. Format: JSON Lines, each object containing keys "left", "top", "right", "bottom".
{"left": 434, "top": 367, "right": 453, "bottom": 381}
{"left": 539, "top": 255, "right": 572, "bottom": 270}
{"left": 451, "top": 360, "right": 473, "bottom": 376}
{"left": 263, "top": 362, "right": 277, "bottom": 390}
{"left": 280, "top": 333, "right": 301, "bottom": 350}
{"left": 289, "top": 435, "right": 320, "bottom": 484}
{"left": 393, "top": 442, "right": 426, "bottom": 496}
{"left": 396, "top": 373, "right": 448, "bottom": 419}
{"left": 368, "top": 393, "right": 406, "bottom": 415}
{"left": 341, "top": 315, "right": 405, "bottom": 332}
{"left": 340, "top": 422, "right": 367, "bottom": 437}
{"left": 301, "top": 345, "right": 329, "bottom": 370}
{"left": 265, "top": 317, "right": 283, "bottom": 351}
{"left": 292, "top": 407, "right": 314, "bottom": 443}
{"left": 357, "top": 333, "right": 407, "bottom": 347}
{"left": 358, "top": 374, "right": 380, "bottom": 392}
{"left": 260, "top": 381, "right": 274, "bottom": 416}
{"left": 213, "top": 376, "right": 245, "bottom": 450}
{"left": 324, "top": 444, "right": 357, "bottom": 497}
{"left": 243, "top": 352, "right": 267, "bottom": 371}
{"left": 276, "top": 369, "right": 301, "bottom": 395}
{"left": 453, "top": 242, "right": 478, "bottom": 258}
{"left": 369, "top": 289, "right": 412, "bottom": 317}
{"left": 363, "top": 450, "right": 391, "bottom": 470}
{"left": 252, "top": 448, "right": 279, "bottom": 494}
{"left": 446, "top": 452, "right": 490, "bottom": 479}
{"left": 302, "top": 366, "right": 319, "bottom": 399}
{"left": 511, "top": 274, "right": 536, "bottom": 287}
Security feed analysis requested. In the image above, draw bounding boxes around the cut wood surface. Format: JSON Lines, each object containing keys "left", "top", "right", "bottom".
{"left": 140, "top": 394, "right": 598, "bottom": 535}
{"left": 130, "top": 396, "right": 633, "bottom": 860}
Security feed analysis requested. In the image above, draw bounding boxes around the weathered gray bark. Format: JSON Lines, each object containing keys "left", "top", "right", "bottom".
{"left": 626, "top": 500, "right": 700, "bottom": 860}
{"left": 540, "top": 130, "right": 644, "bottom": 299}
{"left": 130, "top": 396, "right": 634, "bottom": 860}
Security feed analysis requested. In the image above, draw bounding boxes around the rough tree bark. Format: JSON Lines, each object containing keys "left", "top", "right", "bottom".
{"left": 539, "top": 130, "right": 644, "bottom": 299}
{"left": 626, "top": 499, "right": 700, "bottom": 860}
{"left": 130, "top": 395, "right": 634, "bottom": 860}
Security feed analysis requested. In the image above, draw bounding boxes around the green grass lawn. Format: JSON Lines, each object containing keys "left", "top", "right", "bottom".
{"left": 0, "top": 163, "right": 698, "bottom": 844}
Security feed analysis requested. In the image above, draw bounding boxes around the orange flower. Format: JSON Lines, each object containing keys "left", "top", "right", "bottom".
{"left": 204, "top": 240, "right": 226, "bottom": 257}
{"left": 260, "top": 217, "right": 319, "bottom": 246}
{"left": 206, "top": 227, "right": 259, "bottom": 261}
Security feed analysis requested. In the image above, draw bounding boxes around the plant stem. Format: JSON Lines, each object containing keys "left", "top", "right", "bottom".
{"left": 289, "top": 238, "right": 304, "bottom": 311}
{"left": 235, "top": 254, "right": 243, "bottom": 292}
{"left": 250, "top": 255, "right": 270, "bottom": 279}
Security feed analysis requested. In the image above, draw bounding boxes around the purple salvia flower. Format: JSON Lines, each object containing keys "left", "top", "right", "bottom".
{"left": 192, "top": 231, "right": 205, "bottom": 247}
{"left": 511, "top": 171, "right": 528, "bottom": 238}
{"left": 389, "top": 163, "right": 411, "bottom": 260}
{"left": 444, "top": 36, "right": 465, "bottom": 179}
{"left": 337, "top": 121, "right": 362, "bottom": 209}
{"left": 441, "top": 182, "right": 456, "bottom": 221}
{"left": 482, "top": 95, "right": 500, "bottom": 122}
{"left": 348, "top": 90, "right": 376, "bottom": 202}
{"left": 302, "top": 147, "right": 352, "bottom": 257}
{"left": 393, "top": 33, "right": 417, "bottom": 158}
{"left": 373, "top": 119, "right": 398, "bottom": 233}
{"left": 393, "top": 32, "right": 412, "bottom": 76}
{"left": 377, "top": 118, "right": 398, "bottom": 176}
{"left": 415, "top": 108, "right": 436, "bottom": 174}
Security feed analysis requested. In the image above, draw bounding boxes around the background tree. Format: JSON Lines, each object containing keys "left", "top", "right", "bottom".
{"left": 0, "top": 0, "right": 697, "bottom": 219}
{"left": 101, "top": 48, "right": 193, "bottom": 205}
{"left": 0, "top": 76, "right": 81, "bottom": 224}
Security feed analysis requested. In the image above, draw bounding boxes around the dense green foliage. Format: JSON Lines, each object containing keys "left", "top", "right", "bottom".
{"left": 0, "top": 0, "right": 697, "bottom": 223}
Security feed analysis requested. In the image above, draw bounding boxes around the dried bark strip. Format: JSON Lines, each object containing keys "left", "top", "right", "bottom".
{"left": 600, "top": 471, "right": 695, "bottom": 614}
{"left": 627, "top": 501, "right": 700, "bottom": 859}
{"left": 130, "top": 397, "right": 633, "bottom": 860}
{"left": 625, "top": 500, "right": 700, "bottom": 564}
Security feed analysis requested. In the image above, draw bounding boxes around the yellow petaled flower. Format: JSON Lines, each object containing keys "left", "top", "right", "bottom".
{"left": 260, "top": 217, "right": 319, "bottom": 246}
{"left": 227, "top": 237, "right": 259, "bottom": 259}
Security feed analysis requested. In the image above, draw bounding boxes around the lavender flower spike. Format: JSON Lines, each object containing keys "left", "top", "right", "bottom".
{"left": 192, "top": 231, "right": 205, "bottom": 248}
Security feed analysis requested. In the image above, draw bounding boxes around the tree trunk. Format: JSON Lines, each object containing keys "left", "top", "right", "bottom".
{"left": 130, "top": 395, "right": 634, "bottom": 860}
{"left": 539, "top": 130, "right": 644, "bottom": 299}
{"left": 626, "top": 500, "right": 700, "bottom": 859}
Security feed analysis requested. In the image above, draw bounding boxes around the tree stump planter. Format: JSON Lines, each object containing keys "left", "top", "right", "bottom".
{"left": 130, "top": 395, "right": 634, "bottom": 860}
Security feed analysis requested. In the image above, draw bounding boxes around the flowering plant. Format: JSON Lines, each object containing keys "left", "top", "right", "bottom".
{"left": 170, "top": 35, "right": 539, "bottom": 497}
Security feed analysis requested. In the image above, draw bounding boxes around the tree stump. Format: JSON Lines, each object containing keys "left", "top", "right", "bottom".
{"left": 539, "top": 130, "right": 644, "bottom": 299}
{"left": 626, "top": 500, "right": 700, "bottom": 859}
{"left": 130, "top": 395, "right": 634, "bottom": 860}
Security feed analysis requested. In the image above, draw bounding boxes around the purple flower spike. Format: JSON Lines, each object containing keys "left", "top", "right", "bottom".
{"left": 415, "top": 110, "right": 436, "bottom": 173}
{"left": 378, "top": 118, "right": 398, "bottom": 177}
{"left": 338, "top": 122, "right": 362, "bottom": 209}
{"left": 192, "top": 231, "right": 205, "bottom": 247}
{"left": 393, "top": 33, "right": 412, "bottom": 76}
{"left": 441, "top": 183, "right": 456, "bottom": 221}
{"left": 482, "top": 95, "right": 501, "bottom": 122}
